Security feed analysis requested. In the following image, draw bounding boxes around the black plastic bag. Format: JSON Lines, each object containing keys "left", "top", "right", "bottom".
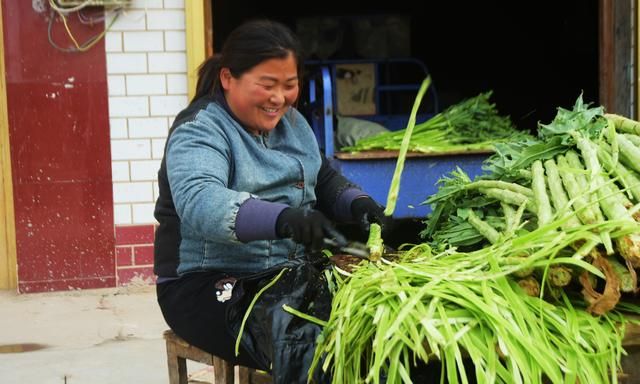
{"left": 226, "top": 258, "right": 332, "bottom": 384}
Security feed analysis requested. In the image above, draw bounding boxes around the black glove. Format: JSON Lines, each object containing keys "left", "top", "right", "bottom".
{"left": 276, "top": 208, "right": 339, "bottom": 250}
{"left": 350, "top": 196, "right": 392, "bottom": 235}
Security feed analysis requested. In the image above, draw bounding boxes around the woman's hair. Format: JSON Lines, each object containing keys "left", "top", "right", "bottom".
{"left": 193, "top": 19, "right": 303, "bottom": 101}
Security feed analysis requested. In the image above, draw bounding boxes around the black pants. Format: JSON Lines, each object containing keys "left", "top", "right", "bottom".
{"left": 157, "top": 271, "right": 265, "bottom": 369}
{"left": 156, "top": 260, "right": 332, "bottom": 383}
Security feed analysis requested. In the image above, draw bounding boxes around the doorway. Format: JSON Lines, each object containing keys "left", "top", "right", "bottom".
{"left": 208, "top": 0, "right": 636, "bottom": 131}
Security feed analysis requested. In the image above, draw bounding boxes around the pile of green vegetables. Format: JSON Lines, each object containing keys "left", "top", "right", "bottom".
{"left": 341, "top": 91, "right": 531, "bottom": 154}
{"left": 424, "top": 96, "right": 640, "bottom": 312}
{"left": 306, "top": 93, "right": 640, "bottom": 383}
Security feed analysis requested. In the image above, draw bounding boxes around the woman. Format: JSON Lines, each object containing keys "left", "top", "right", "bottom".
{"left": 153, "top": 19, "right": 390, "bottom": 383}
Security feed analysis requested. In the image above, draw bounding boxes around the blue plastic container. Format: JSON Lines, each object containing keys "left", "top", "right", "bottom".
{"left": 304, "top": 60, "right": 490, "bottom": 219}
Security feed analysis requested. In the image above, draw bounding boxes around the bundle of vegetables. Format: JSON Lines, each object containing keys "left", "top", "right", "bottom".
{"left": 423, "top": 95, "right": 640, "bottom": 315}
{"left": 311, "top": 229, "right": 633, "bottom": 383}
{"left": 305, "top": 94, "right": 640, "bottom": 383}
{"left": 340, "top": 91, "right": 532, "bottom": 154}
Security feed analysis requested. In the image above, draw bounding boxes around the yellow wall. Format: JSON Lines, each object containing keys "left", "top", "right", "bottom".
{"left": 185, "top": 0, "right": 207, "bottom": 101}
{"left": 0, "top": 0, "right": 18, "bottom": 290}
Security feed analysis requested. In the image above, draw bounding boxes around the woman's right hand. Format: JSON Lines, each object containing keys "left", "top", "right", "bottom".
{"left": 276, "top": 208, "right": 337, "bottom": 251}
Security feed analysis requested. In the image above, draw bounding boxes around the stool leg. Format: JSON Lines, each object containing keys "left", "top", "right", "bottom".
{"left": 238, "top": 366, "right": 251, "bottom": 384}
{"left": 212, "top": 355, "right": 235, "bottom": 384}
{"left": 240, "top": 367, "right": 272, "bottom": 384}
{"left": 166, "top": 340, "right": 188, "bottom": 384}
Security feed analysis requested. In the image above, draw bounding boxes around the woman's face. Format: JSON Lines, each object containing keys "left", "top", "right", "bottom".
{"left": 220, "top": 53, "right": 299, "bottom": 135}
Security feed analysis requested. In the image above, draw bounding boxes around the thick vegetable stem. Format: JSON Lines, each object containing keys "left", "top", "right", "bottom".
{"left": 598, "top": 141, "right": 640, "bottom": 201}
{"left": 366, "top": 223, "right": 384, "bottom": 262}
{"left": 384, "top": 76, "right": 432, "bottom": 216}
{"left": 606, "top": 113, "right": 640, "bottom": 135}
{"left": 556, "top": 154, "right": 598, "bottom": 226}
{"left": 532, "top": 160, "right": 553, "bottom": 226}
{"left": 544, "top": 158, "right": 581, "bottom": 230}
{"left": 564, "top": 150, "right": 614, "bottom": 254}
{"left": 466, "top": 209, "right": 500, "bottom": 244}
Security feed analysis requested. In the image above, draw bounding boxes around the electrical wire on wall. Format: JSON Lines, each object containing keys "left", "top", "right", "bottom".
{"left": 47, "top": 0, "right": 128, "bottom": 53}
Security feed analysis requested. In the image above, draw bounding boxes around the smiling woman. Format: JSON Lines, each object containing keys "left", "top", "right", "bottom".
{"left": 153, "top": 18, "right": 392, "bottom": 383}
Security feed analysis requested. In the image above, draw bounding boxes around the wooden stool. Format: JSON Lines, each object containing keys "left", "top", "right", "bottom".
{"left": 163, "top": 329, "right": 272, "bottom": 384}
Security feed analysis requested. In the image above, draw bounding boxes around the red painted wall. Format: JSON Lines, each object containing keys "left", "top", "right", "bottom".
{"left": 115, "top": 224, "right": 156, "bottom": 285}
{"left": 2, "top": 2, "right": 115, "bottom": 292}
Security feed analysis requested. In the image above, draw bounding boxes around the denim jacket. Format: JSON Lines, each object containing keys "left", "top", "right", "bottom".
{"left": 165, "top": 100, "right": 327, "bottom": 275}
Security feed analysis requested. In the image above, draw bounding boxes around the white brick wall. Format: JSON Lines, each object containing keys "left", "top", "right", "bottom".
{"left": 107, "top": 2, "right": 189, "bottom": 225}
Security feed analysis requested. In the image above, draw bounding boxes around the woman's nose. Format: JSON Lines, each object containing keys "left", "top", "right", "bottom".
{"left": 269, "top": 90, "right": 285, "bottom": 104}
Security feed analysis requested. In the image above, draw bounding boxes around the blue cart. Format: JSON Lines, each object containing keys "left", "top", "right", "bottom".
{"left": 303, "top": 59, "right": 490, "bottom": 219}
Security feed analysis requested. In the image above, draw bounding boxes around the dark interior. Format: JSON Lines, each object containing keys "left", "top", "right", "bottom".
{"left": 210, "top": 0, "right": 599, "bottom": 133}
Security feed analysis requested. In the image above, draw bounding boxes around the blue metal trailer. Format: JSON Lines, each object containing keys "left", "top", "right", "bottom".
{"left": 303, "top": 59, "right": 491, "bottom": 219}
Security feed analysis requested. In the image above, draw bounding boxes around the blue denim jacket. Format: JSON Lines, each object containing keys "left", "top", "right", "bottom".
{"left": 167, "top": 101, "right": 322, "bottom": 275}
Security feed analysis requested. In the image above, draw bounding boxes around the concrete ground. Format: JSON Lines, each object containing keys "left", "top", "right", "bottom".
{"left": 5, "top": 280, "right": 640, "bottom": 384}
{"left": 0, "top": 279, "right": 217, "bottom": 384}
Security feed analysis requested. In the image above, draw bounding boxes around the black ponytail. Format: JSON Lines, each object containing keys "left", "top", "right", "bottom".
{"left": 193, "top": 55, "right": 222, "bottom": 101}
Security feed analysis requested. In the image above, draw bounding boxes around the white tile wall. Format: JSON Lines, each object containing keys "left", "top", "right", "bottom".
{"left": 130, "top": 160, "right": 161, "bottom": 181}
{"left": 108, "top": 11, "right": 147, "bottom": 31}
{"left": 146, "top": 10, "right": 185, "bottom": 30}
{"left": 113, "top": 204, "right": 133, "bottom": 225}
{"left": 105, "top": 32, "right": 123, "bottom": 52}
{"left": 128, "top": 117, "right": 168, "bottom": 138}
{"left": 107, "top": 2, "right": 188, "bottom": 225}
{"left": 107, "top": 53, "right": 148, "bottom": 74}
{"left": 109, "top": 96, "right": 149, "bottom": 117}
{"left": 130, "top": 0, "right": 163, "bottom": 8}
{"left": 148, "top": 52, "right": 187, "bottom": 73}
{"left": 126, "top": 75, "right": 166, "bottom": 95}
{"left": 110, "top": 118, "right": 128, "bottom": 138}
{"left": 150, "top": 95, "right": 189, "bottom": 116}
{"left": 163, "top": 0, "right": 185, "bottom": 9}
{"left": 153, "top": 182, "right": 160, "bottom": 201}
{"left": 151, "top": 139, "right": 166, "bottom": 159}
{"left": 167, "top": 74, "right": 188, "bottom": 94}
{"left": 111, "top": 139, "right": 152, "bottom": 160}
{"left": 123, "top": 31, "right": 164, "bottom": 52}
{"left": 113, "top": 182, "right": 154, "bottom": 203}
{"left": 112, "top": 161, "right": 131, "bottom": 181}
{"left": 107, "top": 75, "right": 126, "bottom": 96}
{"left": 164, "top": 31, "right": 186, "bottom": 51}
{"left": 132, "top": 203, "right": 157, "bottom": 223}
